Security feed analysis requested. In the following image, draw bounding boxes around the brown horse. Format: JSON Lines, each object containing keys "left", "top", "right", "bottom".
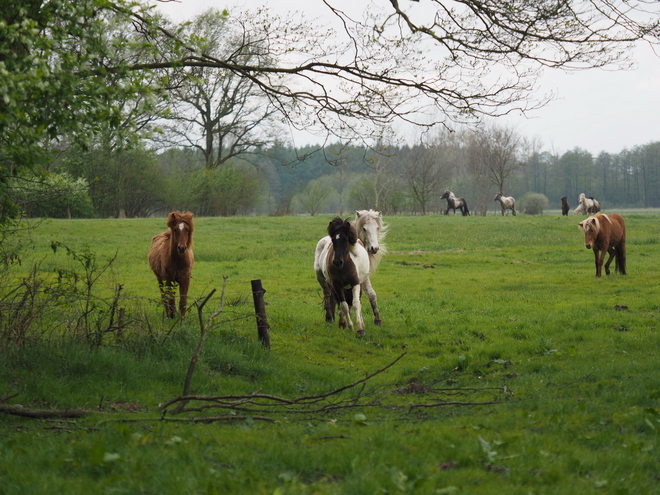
{"left": 561, "top": 196, "right": 570, "bottom": 216}
{"left": 148, "top": 211, "right": 194, "bottom": 317}
{"left": 578, "top": 213, "right": 626, "bottom": 278}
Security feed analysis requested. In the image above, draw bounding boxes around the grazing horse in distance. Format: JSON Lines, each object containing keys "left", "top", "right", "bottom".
{"left": 578, "top": 193, "right": 601, "bottom": 214}
{"left": 314, "top": 217, "right": 371, "bottom": 336}
{"left": 494, "top": 193, "right": 517, "bottom": 216}
{"left": 148, "top": 211, "right": 194, "bottom": 318}
{"left": 578, "top": 213, "right": 626, "bottom": 278}
{"left": 440, "top": 190, "right": 470, "bottom": 216}
{"left": 315, "top": 210, "right": 387, "bottom": 326}
{"left": 561, "top": 196, "right": 570, "bottom": 216}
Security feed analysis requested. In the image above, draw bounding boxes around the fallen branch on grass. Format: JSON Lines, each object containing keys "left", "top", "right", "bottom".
{"left": 0, "top": 403, "right": 88, "bottom": 419}
{"left": 160, "top": 352, "right": 408, "bottom": 416}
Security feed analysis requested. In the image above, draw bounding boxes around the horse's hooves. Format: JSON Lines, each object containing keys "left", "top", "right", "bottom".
{"left": 357, "top": 330, "right": 366, "bottom": 337}
{"left": 374, "top": 319, "right": 382, "bottom": 326}
{"left": 325, "top": 317, "right": 335, "bottom": 323}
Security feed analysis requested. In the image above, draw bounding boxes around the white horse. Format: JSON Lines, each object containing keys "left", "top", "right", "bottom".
{"left": 314, "top": 217, "right": 371, "bottom": 336}
{"left": 578, "top": 193, "right": 601, "bottom": 214}
{"left": 315, "top": 210, "right": 387, "bottom": 330}
{"left": 494, "top": 193, "right": 517, "bottom": 216}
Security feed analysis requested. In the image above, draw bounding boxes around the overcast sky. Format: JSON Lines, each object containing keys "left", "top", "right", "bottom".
{"left": 154, "top": 0, "right": 660, "bottom": 156}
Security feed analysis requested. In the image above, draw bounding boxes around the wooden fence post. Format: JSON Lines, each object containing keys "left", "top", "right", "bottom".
{"left": 251, "top": 279, "right": 270, "bottom": 349}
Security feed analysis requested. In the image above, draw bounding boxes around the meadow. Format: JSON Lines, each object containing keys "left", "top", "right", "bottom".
{"left": 1, "top": 211, "right": 660, "bottom": 494}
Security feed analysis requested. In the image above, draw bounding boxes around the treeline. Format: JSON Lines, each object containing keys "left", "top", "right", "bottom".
{"left": 13, "top": 135, "right": 660, "bottom": 218}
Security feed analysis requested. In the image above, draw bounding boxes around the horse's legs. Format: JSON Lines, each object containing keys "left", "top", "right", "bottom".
{"left": 338, "top": 301, "right": 353, "bottom": 331}
{"left": 351, "top": 284, "right": 365, "bottom": 337}
{"left": 604, "top": 246, "right": 617, "bottom": 276}
{"left": 331, "top": 286, "right": 348, "bottom": 329}
{"left": 178, "top": 276, "right": 190, "bottom": 316}
{"left": 163, "top": 280, "right": 176, "bottom": 318}
{"left": 594, "top": 249, "right": 606, "bottom": 277}
{"left": 317, "top": 275, "right": 335, "bottom": 323}
{"left": 361, "top": 277, "right": 381, "bottom": 326}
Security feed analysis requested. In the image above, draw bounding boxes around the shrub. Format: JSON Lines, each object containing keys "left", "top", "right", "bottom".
{"left": 520, "top": 192, "right": 549, "bottom": 215}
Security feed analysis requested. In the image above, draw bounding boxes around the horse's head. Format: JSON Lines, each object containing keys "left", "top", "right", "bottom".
{"left": 494, "top": 193, "right": 502, "bottom": 201}
{"left": 355, "top": 209, "right": 385, "bottom": 255}
{"left": 578, "top": 216, "right": 600, "bottom": 249}
{"left": 167, "top": 211, "right": 194, "bottom": 254}
{"left": 327, "top": 217, "right": 356, "bottom": 268}
{"left": 440, "top": 190, "right": 450, "bottom": 200}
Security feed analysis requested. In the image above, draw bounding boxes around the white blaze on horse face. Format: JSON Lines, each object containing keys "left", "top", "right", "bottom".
{"left": 179, "top": 223, "right": 184, "bottom": 231}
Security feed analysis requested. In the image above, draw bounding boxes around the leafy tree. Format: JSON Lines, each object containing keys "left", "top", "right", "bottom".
{"left": 187, "top": 166, "right": 263, "bottom": 216}
{"left": 59, "top": 144, "right": 167, "bottom": 218}
{"left": 294, "top": 178, "right": 335, "bottom": 216}
{"left": 10, "top": 172, "right": 95, "bottom": 219}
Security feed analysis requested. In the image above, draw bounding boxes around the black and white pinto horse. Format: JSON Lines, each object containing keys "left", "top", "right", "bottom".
{"left": 440, "top": 190, "right": 470, "bottom": 216}
{"left": 579, "top": 193, "right": 601, "bottom": 214}
{"left": 315, "top": 210, "right": 387, "bottom": 330}
{"left": 494, "top": 193, "right": 517, "bottom": 216}
{"left": 314, "top": 217, "right": 371, "bottom": 336}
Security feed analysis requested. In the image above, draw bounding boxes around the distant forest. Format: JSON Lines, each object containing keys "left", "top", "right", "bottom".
{"left": 15, "top": 130, "right": 660, "bottom": 219}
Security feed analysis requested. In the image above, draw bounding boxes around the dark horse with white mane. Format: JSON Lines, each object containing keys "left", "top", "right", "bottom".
{"left": 440, "top": 190, "right": 470, "bottom": 216}
{"left": 314, "top": 217, "right": 371, "bottom": 336}
{"left": 148, "top": 211, "right": 194, "bottom": 318}
{"left": 578, "top": 213, "right": 626, "bottom": 278}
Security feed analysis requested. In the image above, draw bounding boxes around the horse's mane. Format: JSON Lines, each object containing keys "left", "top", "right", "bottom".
{"left": 328, "top": 217, "right": 357, "bottom": 245}
{"left": 579, "top": 215, "right": 601, "bottom": 235}
{"left": 167, "top": 211, "right": 195, "bottom": 246}
{"left": 354, "top": 209, "right": 388, "bottom": 271}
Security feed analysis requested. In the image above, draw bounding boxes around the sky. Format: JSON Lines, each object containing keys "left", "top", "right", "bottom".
{"left": 153, "top": 0, "right": 660, "bottom": 156}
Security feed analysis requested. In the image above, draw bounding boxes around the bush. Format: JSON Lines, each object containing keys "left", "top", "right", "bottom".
{"left": 11, "top": 172, "right": 95, "bottom": 218}
{"left": 520, "top": 192, "right": 549, "bottom": 215}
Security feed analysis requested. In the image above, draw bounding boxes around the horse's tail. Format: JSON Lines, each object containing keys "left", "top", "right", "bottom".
{"left": 616, "top": 219, "right": 627, "bottom": 275}
{"left": 616, "top": 242, "right": 626, "bottom": 274}
{"left": 463, "top": 201, "right": 470, "bottom": 216}
{"left": 343, "top": 287, "right": 354, "bottom": 307}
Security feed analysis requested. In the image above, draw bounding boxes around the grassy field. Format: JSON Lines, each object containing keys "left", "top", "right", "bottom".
{"left": 2, "top": 212, "right": 660, "bottom": 494}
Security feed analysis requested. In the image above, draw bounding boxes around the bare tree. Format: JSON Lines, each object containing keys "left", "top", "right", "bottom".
{"left": 125, "top": 2, "right": 660, "bottom": 146}
{"left": 401, "top": 144, "right": 452, "bottom": 215}
{"left": 470, "top": 124, "right": 523, "bottom": 195}
{"left": 160, "top": 10, "right": 283, "bottom": 168}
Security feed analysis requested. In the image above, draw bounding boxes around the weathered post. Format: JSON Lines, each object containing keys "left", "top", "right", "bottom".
{"left": 251, "top": 279, "right": 270, "bottom": 349}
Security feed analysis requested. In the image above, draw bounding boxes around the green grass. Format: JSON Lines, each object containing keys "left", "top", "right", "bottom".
{"left": 2, "top": 213, "right": 660, "bottom": 494}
